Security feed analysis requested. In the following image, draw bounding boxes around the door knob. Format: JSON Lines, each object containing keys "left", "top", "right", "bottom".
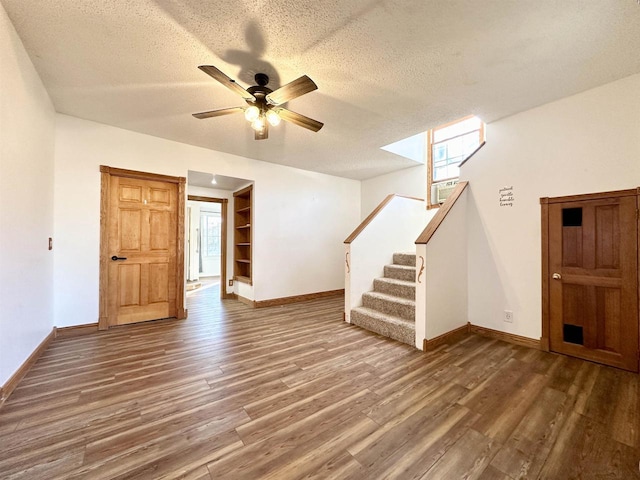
{"left": 111, "top": 255, "right": 128, "bottom": 261}
{"left": 552, "top": 273, "right": 561, "bottom": 280}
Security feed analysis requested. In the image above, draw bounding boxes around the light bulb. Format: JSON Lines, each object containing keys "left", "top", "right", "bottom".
{"left": 244, "top": 106, "right": 260, "bottom": 122}
{"left": 266, "top": 110, "right": 281, "bottom": 126}
{"left": 251, "top": 116, "right": 265, "bottom": 132}
{"left": 210, "top": 177, "right": 217, "bottom": 185}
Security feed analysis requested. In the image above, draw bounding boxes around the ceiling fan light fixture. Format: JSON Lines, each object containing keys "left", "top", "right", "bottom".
{"left": 244, "top": 105, "right": 260, "bottom": 122}
{"left": 251, "top": 116, "right": 266, "bottom": 132}
{"left": 266, "top": 110, "right": 281, "bottom": 126}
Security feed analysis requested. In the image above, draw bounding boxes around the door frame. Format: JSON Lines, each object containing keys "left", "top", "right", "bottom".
{"left": 187, "top": 195, "right": 231, "bottom": 300}
{"left": 99, "top": 166, "right": 187, "bottom": 330}
{"left": 540, "top": 187, "right": 640, "bottom": 365}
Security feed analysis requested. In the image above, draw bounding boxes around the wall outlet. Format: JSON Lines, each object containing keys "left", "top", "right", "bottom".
{"left": 228, "top": 279, "right": 233, "bottom": 287}
{"left": 504, "top": 310, "right": 514, "bottom": 323}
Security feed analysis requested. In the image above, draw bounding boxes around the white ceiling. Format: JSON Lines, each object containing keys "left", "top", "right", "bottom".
{"left": 188, "top": 170, "right": 252, "bottom": 191}
{"left": 4, "top": 0, "right": 640, "bottom": 180}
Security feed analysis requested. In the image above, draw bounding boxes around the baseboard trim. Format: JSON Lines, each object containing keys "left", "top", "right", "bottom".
{"left": 469, "top": 323, "right": 542, "bottom": 350}
{"left": 254, "top": 289, "right": 345, "bottom": 308}
{"left": 55, "top": 323, "right": 99, "bottom": 338}
{"left": 236, "top": 294, "right": 256, "bottom": 307}
{"left": 1, "top": 327, "right": 56, "bottom": 406}
{"left": 423, "top": 324, "right": 470, "bottom": 351}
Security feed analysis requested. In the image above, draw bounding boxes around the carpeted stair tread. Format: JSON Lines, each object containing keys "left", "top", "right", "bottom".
{"left": 362, "top": 291, "right": 415, "bottom": 321}
{"left": 392, "top": 252, "right": 417, "bottom": 267}
{"left": 351, "top": 307, "right": 415, "bottom": 346}
{"left": 384, "top": 264, "right": 416, "bottom": 282}
{"left": 362, "top": 290, "right": 414, "bottom": 307}
{"left": 373, "top": 277, "right": 415, "bottom": 300}
{"left": 351, "top": 306, "right": 414, "bottom": 326}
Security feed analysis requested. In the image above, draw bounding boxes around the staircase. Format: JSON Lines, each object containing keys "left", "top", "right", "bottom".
{"left": 350, "top": 252, "right": 416, "bottom": 346}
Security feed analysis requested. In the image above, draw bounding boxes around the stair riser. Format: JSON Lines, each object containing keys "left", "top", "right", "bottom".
{"left": 373, "top": 279, "right": 415, "bottom": 300}
{"left": 362, "top": 294, "right": 415, "bottom": 321}
{"left": 393, "top": 253, "right": 416, "bottom": 267}
{"left": 350, "top": 310, "right": 415, "bottom": 346}
{"left": 384, "top": 265, "right": 416, "bottom": 282}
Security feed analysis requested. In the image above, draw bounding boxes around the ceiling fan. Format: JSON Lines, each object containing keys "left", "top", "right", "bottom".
{"left": 193, "top": 65, "right": 323, "bottom": 140}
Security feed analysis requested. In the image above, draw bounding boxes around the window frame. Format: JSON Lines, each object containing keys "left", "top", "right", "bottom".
{"left": 426, "top": 115, "right": 485, "bottom": 209}
{"left": 200, "top": 211, "right": 222, "bottom": 257}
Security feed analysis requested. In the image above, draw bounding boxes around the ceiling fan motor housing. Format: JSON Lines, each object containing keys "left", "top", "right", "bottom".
{"left": 247, "top": 81, "right": 273, "bottom": 112}
{"left": 254, "top": 73, "right": 269, "bottom": 86}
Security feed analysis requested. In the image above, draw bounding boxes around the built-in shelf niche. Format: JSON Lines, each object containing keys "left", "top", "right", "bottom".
{"left": 233, "top": 184, "right": 253, "bottom": 284}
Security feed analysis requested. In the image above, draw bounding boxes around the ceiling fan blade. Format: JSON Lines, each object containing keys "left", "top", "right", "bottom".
{"left": 198, "top": 65, "right": 256, "bottom": 102}
{"left": 192, "top": 107, "right": 244, "bottom": 119}
{"left": 266, "top": 75, "right": 317, "bottom": 106}
{"left": 277, "top": 108, "right": 323, "bottom": 132}
{"left": 254, "top": 123, "right": 269, "bottom": 140}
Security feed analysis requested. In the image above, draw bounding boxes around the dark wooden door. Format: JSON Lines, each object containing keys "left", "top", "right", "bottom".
{"left": 547, "top": 192, "right": 638, "bottom": 372}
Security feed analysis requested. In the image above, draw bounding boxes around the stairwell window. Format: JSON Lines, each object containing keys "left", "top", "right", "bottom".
{"left": 427, "top": 115, "right": 485, "bottom": 209}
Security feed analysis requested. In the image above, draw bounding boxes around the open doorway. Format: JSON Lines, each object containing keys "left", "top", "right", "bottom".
{"left": 186, "top": 170, "right": 253, "bottom": 303}
{"left": 187, "top": 199, "right": 225, "bottom": 299}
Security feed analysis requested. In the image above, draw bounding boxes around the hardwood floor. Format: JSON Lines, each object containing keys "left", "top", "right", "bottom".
{"left": 0, "top": 288, "right": 639, "bottom": 479}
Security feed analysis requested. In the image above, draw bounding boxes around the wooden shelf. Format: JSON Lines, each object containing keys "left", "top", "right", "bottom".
{"left": 234, "top": 275, "right": 252, "bottom": 285}
{"left": 233, "top": 184, "right": 253, "bottom": 284}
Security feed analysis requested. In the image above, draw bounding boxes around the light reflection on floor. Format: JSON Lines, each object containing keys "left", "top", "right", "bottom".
{"left": 186, "top": 276, "right": 220, "bottom": 297}
{"left": 185, "top": 276, "right": 230, "bottom": 335}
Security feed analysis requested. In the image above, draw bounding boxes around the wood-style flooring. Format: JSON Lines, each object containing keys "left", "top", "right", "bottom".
{"left": 0, "top": 287, "right": 639, "bottom": 479}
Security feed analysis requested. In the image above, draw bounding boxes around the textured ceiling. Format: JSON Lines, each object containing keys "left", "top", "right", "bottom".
{"left": 3, "top": 0, "right": 640, "bottom": 179}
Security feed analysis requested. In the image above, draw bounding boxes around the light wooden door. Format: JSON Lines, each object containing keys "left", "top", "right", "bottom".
{"left": 547, "top": 193, "right": 638, "bottom": 372}
{"left": 107, "top": 175, "right": 178, "bottom": 326}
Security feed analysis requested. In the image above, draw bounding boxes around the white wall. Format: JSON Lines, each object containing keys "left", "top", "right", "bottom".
{"left": 422, "top": 189, "right": 468, "bottom": 342}
{"left": 53, "top": 115, "right": 360, "bottom": 326}
{"left": 360, "top": 165, "right": 426, "bottom": 218}
{"left": 0, "top": 4, "right": 55, "bottom": 386}
{"left": 462, "top": 73, "right": 640, "bottom": 339}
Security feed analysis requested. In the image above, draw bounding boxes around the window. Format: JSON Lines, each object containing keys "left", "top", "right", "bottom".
{"left": 427, "top": 115, "right": 484, "bottom": 208}
{"left": 200, "top": 212, "right": 221, "bottom": 256}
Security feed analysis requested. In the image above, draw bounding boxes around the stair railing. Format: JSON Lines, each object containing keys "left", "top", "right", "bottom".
{"left": 415, "top": 181, "right": 469, "bottom": 350}
{"left": 344, "top": 195, "right": 433, "bottom": 338}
